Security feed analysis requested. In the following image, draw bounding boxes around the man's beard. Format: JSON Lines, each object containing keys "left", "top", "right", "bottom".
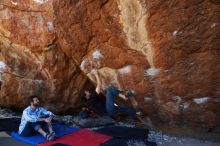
{"left": 33, "top": 103, "right": 40, "bottom": 107}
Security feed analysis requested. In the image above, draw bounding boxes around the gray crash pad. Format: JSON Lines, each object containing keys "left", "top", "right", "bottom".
{"left": 72, "top": 115, "right": 116, "bottom": 128}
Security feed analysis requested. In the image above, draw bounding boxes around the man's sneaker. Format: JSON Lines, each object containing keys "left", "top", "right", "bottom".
{"left": 50, "top": 131, "right": 57, "bottom": 138}
{"left": 125, "top": 90, "right": 136, "bottom": 97}
{"left": 136, "top": 111, "right": 143, "bottom": 117}
{"left": 45, "top": 133, "right": 55, "bottom": 141}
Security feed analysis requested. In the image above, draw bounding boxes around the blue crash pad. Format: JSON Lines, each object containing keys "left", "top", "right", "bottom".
{"left": 11, "top": 124, "right": 79, "bottom": 146}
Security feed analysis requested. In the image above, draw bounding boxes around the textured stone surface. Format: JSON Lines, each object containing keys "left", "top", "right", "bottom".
{"left": 0, "top": 0, "right": 90, "bottom": 113}
{"left": 0, "top": 0, "right": 219, "bottom": 134}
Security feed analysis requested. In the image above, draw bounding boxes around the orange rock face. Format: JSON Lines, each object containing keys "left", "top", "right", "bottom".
{"left": 0, "top": 0, "right": 90, "bottom": 113}
{"left": 0, "top": 0, "right": 219, "bottom": 132}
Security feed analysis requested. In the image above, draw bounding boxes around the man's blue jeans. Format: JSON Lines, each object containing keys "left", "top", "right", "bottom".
{"left": 106, "top": 86, "right": 136, "bottom": 117}
{"left": 20, "top": 121, "right": 48, "bottom": 137}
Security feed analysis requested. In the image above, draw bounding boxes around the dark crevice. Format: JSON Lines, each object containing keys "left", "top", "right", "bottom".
{"left": 100, "top": 0, "right": 109, "bottom": 9}
{"left": 46, "top": 36, "right": 57, "bottom": 49}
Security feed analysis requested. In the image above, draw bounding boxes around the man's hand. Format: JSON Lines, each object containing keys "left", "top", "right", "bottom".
{"left": 45, "top": 116, "right": 52, "bottom": 123}
{"left": 82, "top": 107, "right": 89, "bottom": 111}
{"left": 91, "top": 69, "right": 98, "bottom": 76}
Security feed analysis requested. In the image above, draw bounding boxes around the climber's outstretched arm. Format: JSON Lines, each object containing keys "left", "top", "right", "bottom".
{"left": 92, "top": 69, "right": 102, "bottom": 94}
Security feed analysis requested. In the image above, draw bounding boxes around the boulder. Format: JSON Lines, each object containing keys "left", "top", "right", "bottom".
{"left": 0, "top": 0, "right": 219, "bottom": 133}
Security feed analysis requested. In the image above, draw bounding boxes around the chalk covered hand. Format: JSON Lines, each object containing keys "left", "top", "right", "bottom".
{"left": 91, "top": 69, "right": 98, "bottom": 75}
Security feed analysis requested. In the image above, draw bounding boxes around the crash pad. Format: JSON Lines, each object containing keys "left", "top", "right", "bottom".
{"left": 38, "top": 129, "right": 112, "bottom": 146}
{"left": 11, "top": 124, "right": 79, "bottom": 146}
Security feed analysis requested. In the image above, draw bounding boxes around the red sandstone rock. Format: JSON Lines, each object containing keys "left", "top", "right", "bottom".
{"left": 0, "top": 0, "right": 219, "bottom": 133}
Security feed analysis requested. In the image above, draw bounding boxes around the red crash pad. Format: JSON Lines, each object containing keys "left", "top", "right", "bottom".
{"left": 37, "top": 129, "right": 112, "bottom": 146}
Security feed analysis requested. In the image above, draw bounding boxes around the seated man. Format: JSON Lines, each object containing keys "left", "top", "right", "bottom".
{"left": 83, "top": 69, "right": 141, "bottom": 119}
{"left": 79, "top": 87, "right": 106, "bottom": 119}
{"left": 18, "top": 95, "right": 56, "bottom": 141}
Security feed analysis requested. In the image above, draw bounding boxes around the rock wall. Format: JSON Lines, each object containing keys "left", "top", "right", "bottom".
{"left": 0, "top": 0, "right": 219, "bottom": 132}
{"left": 0, "top": 0, "right": 90, "bottom": 113}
